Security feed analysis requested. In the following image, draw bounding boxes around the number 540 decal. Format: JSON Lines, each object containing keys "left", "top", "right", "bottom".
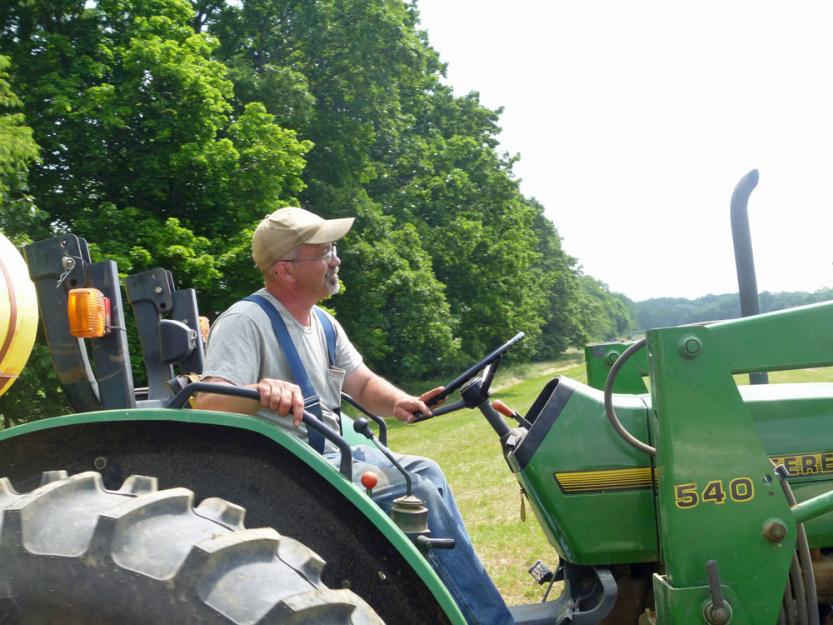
{"left": 674, "top": 478, "right": 755, "bottom": 509}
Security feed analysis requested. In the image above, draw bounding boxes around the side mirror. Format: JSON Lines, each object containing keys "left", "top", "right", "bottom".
{"left": 159, "top": 319, "right": 197, "bottom": 365}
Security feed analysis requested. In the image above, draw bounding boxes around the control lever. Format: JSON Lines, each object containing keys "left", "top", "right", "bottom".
{"left": 341, "top": 392, "right": 387, "bottom": 446}
{"left": 492, "top": 399, "right": 532, "bottom": 428}
{"left": 352, "top": 417, "right": 414, "bottom": 497}
{"left": 704, "top": 560, "right": 732, "bottom": 625}
{"left": 353, "top": 418, "right": 452, "bottom": 546}
{"left": 415, "top": 535, "right": 455, "bottom": 551}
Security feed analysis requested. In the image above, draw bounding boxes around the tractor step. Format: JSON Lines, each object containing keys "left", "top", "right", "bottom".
{"left": 508, "top": 600, "right": 562, "bottom": 625}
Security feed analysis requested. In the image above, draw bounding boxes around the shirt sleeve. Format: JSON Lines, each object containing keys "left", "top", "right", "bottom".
{"left": 202, "top": 311, "right": 265, "bottom": 387}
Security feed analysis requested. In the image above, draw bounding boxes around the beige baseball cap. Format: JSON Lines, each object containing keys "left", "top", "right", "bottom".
{"left": 252, "top": 207, "right": 354, "bottom": 271}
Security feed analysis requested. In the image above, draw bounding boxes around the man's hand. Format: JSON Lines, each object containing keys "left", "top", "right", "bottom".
{"left": 195, "top": 376, "right": 304, "bottom": 425}
{"left": 254, "top": 378, "right": 305, "bottom": 426}
{"left": 393, "top": 386, "right": 446, "bottom": 423}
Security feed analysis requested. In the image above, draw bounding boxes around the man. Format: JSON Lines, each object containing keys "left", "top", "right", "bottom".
{"left": 196, "top": 207, "right": 512, "bottom": 625}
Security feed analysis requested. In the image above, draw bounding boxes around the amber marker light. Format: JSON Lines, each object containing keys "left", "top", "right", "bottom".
{"left": 67, "top": 288, "right": 111, "bottom": 338}
{"left": 198, "top": 316, "right": 210, "bottom": 342}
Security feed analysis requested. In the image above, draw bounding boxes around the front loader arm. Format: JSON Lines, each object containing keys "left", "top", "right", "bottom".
{"left": 649, "top": 301, "right": 833, "bottom": 624}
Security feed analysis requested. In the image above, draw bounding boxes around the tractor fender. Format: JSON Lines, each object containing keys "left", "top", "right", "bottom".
{"left": 0, "top": 408, "right": 466, "bottom": 625}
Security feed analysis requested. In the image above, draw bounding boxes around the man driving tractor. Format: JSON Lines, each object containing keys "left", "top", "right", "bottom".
{"left": 195, "top": 206, "right": 512, "bottom": 625}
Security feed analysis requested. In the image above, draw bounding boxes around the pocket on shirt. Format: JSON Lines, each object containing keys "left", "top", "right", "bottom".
{"left": 326, "top": 366, "right": 346, "bottom": 404}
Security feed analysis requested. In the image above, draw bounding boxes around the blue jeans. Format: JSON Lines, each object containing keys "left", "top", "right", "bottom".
{"left": 328, "top": 445, "right": 513, "bottom": 625}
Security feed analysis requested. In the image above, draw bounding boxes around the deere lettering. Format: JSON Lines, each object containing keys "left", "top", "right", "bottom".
{"left": 769, "top": 452, "right": 833, "bottom": 477}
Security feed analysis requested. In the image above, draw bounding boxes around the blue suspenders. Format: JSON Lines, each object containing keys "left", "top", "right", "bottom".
{"left": 243, "top": 295, "right": 337, "bottom": 453}
{"left": 314, "top": 307, "right": 337, "bottom": 367}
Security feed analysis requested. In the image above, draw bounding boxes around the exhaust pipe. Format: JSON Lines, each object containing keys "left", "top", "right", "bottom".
{"left": 730, "top": 169, "right": 768, "bottom": 384}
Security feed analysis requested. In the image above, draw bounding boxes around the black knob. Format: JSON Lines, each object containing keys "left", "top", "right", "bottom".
{"left": 353, "top": 417, "right": 374, "bottom": 440}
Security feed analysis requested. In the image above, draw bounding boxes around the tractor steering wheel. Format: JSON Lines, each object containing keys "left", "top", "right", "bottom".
{"left": 414, "top": 332, "right": 525, "bottom": 422}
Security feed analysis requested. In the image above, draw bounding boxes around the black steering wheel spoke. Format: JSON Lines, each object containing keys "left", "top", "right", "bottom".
{"left": 481, "top": 354, "right": 501, "bottom": 391}
{"left": 416, "top": 332, "right": 525, "bottom": 422}
{"left": 412, "top": 398, "right": 468, "bottom": 422}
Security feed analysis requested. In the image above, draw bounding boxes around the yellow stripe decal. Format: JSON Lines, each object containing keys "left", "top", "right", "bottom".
{"left": 555, "top": 451, "right": 833, "bottom": 494}
{"left": 555, "top": 467, "right": 654, "bottom": 493}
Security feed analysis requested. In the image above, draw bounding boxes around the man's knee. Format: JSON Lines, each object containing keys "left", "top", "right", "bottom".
{"left": 398, "top": 453, "right": 443, "bottom": 477}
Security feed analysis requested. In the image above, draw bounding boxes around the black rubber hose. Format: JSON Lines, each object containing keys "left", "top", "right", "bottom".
{"left": 783, "top": 578, "right": 797, "bottom": 625}
{"left": 789, "top": 553, "right": 809, "bottom": 625}
{"left": 603, "top": 339, "right": 656, "bottom": 457}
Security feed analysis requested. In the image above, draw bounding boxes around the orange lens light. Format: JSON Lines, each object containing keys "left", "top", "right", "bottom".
{"left": 67, "top": 288, "right": 110, "bottom": 338}
{"left": 198, "top": 316, "right": 210, "bottom": 342}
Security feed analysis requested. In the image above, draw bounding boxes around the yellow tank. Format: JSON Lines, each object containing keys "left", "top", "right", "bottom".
{"left": 0, "top": 232, "right": 38, "bottom": 397}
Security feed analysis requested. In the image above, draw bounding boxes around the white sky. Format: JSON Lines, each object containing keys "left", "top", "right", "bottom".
{"left": 415, "top": 1, "right": 833, "bottom": 301}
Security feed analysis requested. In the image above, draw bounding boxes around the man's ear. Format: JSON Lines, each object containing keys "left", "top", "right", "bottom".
{"left": 273, "top": 260, "right": 294, "bottom": 283}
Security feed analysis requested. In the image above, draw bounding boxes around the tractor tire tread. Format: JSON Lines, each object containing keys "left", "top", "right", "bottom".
{"left": 0, "top": 470, "right": 384, "bottom": 625}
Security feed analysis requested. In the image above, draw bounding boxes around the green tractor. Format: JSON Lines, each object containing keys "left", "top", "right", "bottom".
{"left": 2, "top": 171, "right": 833, "bottom": 624}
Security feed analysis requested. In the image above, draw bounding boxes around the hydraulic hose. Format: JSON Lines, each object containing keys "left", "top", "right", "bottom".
{"left": 603, "top": 339, "right": 656, "bottom": 457}
{"left": 774, "top": 463, "right": 819, "bottom": 625}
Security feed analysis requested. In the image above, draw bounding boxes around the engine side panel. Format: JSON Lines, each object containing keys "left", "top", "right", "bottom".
{"left": 510, "top": 377, "right": 658, "bottom": 565}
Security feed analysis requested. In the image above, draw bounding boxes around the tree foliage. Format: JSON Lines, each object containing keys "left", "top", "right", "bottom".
{"left": 574, "top": 275, "right": 633, "bottom": 342}
{"left": 1, "top": 0, "right": 309, "bottom": 278}
{"left": 0, "top": 54, "right": 40, "bottom": 244}
{"left": 0, "top": 0, "right": 635, "bottom": 423}
{"left": 631, "top": 289, "right": 833, "bottom": 331}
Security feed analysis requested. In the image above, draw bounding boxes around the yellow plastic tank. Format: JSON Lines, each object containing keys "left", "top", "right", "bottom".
{"left": 0, "top": 232, "right": 38, "bottom": 397}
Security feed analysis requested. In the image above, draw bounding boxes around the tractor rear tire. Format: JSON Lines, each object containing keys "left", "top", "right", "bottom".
{"left": 0, "top": 470, "right": 385, "bottom": 625}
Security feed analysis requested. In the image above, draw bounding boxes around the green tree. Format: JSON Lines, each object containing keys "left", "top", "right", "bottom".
{"left": 207, "top": 0, "right": 590, "bottom": 372}
{"left": 372, "top": 86, "right": 552, "bottom": 359}
{"left": 335, "top": 203, "right": 462, "bottom": 380}
{"left": 0, "top": 0, "right": 311, "bottom": 423}
{"left": 0, "top": 54, "right": 41, "bottom": 244}
{"left": 575, "top": 275, "right": 633, "bottom": 342}
{"left": 631, "top": 289, "right": 833, "bottom": 331}
{"left": 209, "top": 0, "right": 464, "bottom": 378}
{"left": 527, "top": 199, "right": 585, "bottom": 358}
{"left": 0, "top": 0, "right": 310, "bottom": 312}
{"left": 0, "top": 0, "right": 629, "bottom": 409}
{"left": 0, "top": 53, "right": 52, "bottom": 427}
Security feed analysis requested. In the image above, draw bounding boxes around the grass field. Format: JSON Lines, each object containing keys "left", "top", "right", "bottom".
{"left": 386, "top": 352, "right": 588, "bottom": 605}
{"left": 387, "top": 352, "right": 833, "bottom": 606}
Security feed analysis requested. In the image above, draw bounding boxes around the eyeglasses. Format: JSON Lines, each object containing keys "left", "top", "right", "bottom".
{"left": 281, "top": 244, "right": 338, "bottom": 264}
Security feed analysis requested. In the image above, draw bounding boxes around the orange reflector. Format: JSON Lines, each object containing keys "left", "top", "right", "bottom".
{"left": 67, "top": 288, "right": 111, "bottom": 338}
{"left": 198, "top": 316, "right": 210, "bottom": 342}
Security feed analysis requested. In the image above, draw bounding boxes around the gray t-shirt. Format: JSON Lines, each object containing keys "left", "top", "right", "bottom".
{"left": 202, "top": 288, "right": 363, "bottom": 448}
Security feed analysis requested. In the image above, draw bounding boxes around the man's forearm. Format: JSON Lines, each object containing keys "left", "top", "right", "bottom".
{"left": 352, "top": 374, "right": 409, "bottom": 417}
{"left": 344, "top": 365, "right": 438, "bottom": 423}
{"left": 193, "top": 388, "right": 261, "bottom": 415}
{"left": 193, "top": 393, "right": 261, "bottom": 415}
{"left": 194, "top": 376, "right": 305, "bottom": 424}
{"left": 193, "top": 376, "right": 260, "bottom": 415}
